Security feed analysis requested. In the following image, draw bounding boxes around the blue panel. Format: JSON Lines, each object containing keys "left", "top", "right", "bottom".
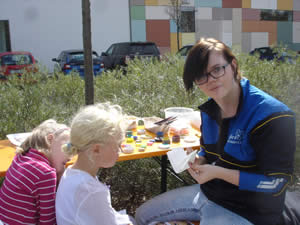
{"left": 131, "top": 20, "right": 146, "bottom": 42}
{"left": 288, "top": 43, "right": 300, "bottom": 51}
{"left": 195, "top": 0, "right": 222, "bottom": 8}
{"left": 170, "top": 20, "right": 177, "bottom": 33}
{"left": 277, "top": 21, "right": 293, "bottom": 44}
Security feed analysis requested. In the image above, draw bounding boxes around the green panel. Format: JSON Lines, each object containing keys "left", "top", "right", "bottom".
{"left": 131, "top": 6, "right": 145, "bottom": 20}
{"left": 289, "top": 43, "right": 300, "bottom": 51}
{"left": 277, "top": 21, "right": 293, "bottom": 45}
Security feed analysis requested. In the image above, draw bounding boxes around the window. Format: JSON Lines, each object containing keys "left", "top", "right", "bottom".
{"left": 0, "top": 20, "right": 11, "bottom": 52}
{"left": 180, "top": 9, "right": 195, "bottom": 33}
{"left": 260, "top": 10, "right": 293, "bottom": 21}
{"left": 129, "top": 44, "right": 159, "bottom": 55}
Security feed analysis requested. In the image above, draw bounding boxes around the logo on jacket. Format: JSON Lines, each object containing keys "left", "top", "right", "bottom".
{"left": 228, "top": 129, "right": 244, "bottom": 144}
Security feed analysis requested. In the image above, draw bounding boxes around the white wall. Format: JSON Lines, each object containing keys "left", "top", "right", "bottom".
{"left": 0, "top": 0, "right": 130, "bottom": 71}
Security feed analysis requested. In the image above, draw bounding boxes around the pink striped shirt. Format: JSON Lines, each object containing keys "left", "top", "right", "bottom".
{"left": 0, "top": 148, "right": 57, "bottom": 225}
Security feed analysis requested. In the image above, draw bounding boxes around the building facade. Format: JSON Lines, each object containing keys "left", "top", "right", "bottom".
{"left": 0, "top": 0, "right": 300, "bottom": 70}
{"left": 129, "top": 0, "right": 300, "bottom": 53}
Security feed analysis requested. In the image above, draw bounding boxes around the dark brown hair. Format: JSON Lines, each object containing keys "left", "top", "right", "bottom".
{"left": 183, "top": 38, "right": 241, "bottom": 91}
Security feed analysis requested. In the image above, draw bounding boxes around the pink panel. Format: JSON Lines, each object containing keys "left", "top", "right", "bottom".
{"left": 294, "top": 11, "right": 300, "bottom": 22}
{"left": 242, "top": 8, "right": 261, "bottom": 21}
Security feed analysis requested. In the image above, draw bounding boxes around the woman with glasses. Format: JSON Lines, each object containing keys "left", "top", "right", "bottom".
{"left": 135, "top": 38, "right": 296, "bottom": 225}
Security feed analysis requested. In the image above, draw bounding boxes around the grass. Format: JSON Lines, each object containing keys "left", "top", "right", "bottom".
{"left": 0, "top": 51, "right": 299, "bottom": 215}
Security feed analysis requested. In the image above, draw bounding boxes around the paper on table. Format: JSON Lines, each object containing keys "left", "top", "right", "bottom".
{"left": 116, "top": 209, "right": 132, "bottom": 225}
{"left": 167, "top": 147, "right": 197, "bottom": 174}
{"left": 6, "top": 132, "right": 32, "bottom": 146}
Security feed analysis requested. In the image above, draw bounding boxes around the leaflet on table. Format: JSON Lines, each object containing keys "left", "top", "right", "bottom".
{"left": 167, "top": 147, "right": 197, "bottom": 174}
{"left": 6, "top": 132, "right": 32, "bottom": 146}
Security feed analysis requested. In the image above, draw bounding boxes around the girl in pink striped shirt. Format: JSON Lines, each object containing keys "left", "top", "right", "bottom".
{"left": 0, "top": 119, "right": 70, "bottom": 225}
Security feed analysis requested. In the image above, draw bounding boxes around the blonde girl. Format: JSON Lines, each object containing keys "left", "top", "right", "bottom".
{"left": 56, "top": 102, "right": 135, "bottom": 225}
{"left": 0, "top": 119, "right": 70, "bottom": 225}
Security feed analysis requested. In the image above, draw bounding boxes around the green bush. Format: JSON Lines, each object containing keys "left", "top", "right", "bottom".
{"left": 0, "top": 51, "right": 299, "bottom": 215}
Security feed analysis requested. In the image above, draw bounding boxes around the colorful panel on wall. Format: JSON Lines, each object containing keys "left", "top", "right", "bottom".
{"left": 293, "top": 22, "right": 300, "bottom": 43}
{"left": 195, "top": 7, "right": 212, "bottom": 20}
{"left": 251, "top": 0, "right": 277, "bottom": 10}
{"left": 146, "top": 20, "right": 170, "bottom": 46}
{"left": 295, "top": 0, "right": 300, "bottom": 10}
{"left": 232, "top": 8, "right": 242, "bottom": 45}
{"left": 195, "top": 0, "right": 222, "bottom": 8}
{"left": 131, "top": 20, "right": 146, "bottom": 41}
{"left": 145, "top": 0, "right": 158, "bottom": 6}
{"left": 242, "top": 0, "right": 251, "bottom": 8}
{"left": 182, "top": 33, "right": 196, "bottom": 46}
{"left": 170, "top": 20, "right": 177, "bottom": 33}
{"left": 170, "top": 32, "right": 182, "bottom": 52}
{"left": 277, "top": 21, "right": 293, "bottom": 44}
{"left": 242, "top": 8, "right": 260, "bottom": 20}
{"left": 223, "top": 0, "right": 242, "bottom": 8}
{"left": 157, "top": 0, "right": 172, "bottom": 6}
{"left": 294, "top": 11, "right": 300, "bottom": 22}
{"left": 277, "top": 0, "right": 293, "bottom": 10}
{"left": 145, "top": 6, "right": 170, "bottom": 19}
{"left": 212, "top": 8, "right": 232, "bottom": 20}
{"left": 131, "top": 6, "right": 146, "bottom": 20}
{"left": 251, "top": 32, "right": 269, "bottom": 49}
{"left": 196, "top": 20, "right": 222, "bottom": 40}
{"left": 130, "top": 0, "right": 145, "bottom": 6}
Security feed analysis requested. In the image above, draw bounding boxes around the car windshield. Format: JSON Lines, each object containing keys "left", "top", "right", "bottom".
{"left": 69, "top": 52, "right": 98, "bottom": 61}
{"left": 129, "top": 45, "right": 158, "bottom": 55}
{"left": 1, "top": 54, "right": 32, "bottom": 66}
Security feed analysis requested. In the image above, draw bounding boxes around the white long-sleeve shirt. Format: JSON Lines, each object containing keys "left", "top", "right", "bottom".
{"left": 56, "top": 168, "right": 131, "bottom": 225}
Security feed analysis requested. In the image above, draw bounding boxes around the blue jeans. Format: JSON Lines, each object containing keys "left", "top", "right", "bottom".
{"left": 135, "top": 184, "right": 253, "bottom": 225}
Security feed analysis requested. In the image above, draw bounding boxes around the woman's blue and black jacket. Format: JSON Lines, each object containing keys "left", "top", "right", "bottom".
{"left": 198, "top": 78, "right": 296, "bottom": 225}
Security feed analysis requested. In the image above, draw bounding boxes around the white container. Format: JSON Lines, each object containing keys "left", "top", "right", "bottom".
{"left": 164, "top": 107, "right": 194, "bottom": 119}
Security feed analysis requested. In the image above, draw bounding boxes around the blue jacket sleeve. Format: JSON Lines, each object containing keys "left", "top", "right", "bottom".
{"left": 246, "top": 112, "right": 296, "bottom": 194}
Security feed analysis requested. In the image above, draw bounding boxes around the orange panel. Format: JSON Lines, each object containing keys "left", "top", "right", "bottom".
{"left": 170, "top": 32, "right": 182, "bottom": 53}
{"left": 242, "top": 21, "right": 260, "bottom": 32}
{"left": 242, "top": 0, "right": 251, "bottom": 8}
{"left": 277, "top": 0, "right": 293, "bottom": 10}
{"left": 146, "top": 20, "right": 170, "bottom": 47}
{"left": 145, "top": 0, "right": 158, "bottom": 5}
{"left": 242, "top": 21, "right": 277, "bottom": 33}
{"left": 268, "top": 31, "right": 277, "bottom": 45}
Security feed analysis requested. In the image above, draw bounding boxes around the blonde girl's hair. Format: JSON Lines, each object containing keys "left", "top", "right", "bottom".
{"left": 62, "top": 102, "right": 125, "bottom": 157}
{"left": 16, "top": 119, "right": 69, "bottom": 155}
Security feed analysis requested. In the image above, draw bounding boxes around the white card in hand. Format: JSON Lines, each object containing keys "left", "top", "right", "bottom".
{"left": 167, "top": 147, "right": 197, "bottom": 174}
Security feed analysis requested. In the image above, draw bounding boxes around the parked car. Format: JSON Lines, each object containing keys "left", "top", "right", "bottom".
{"left": 0, "top": 51, "right": 38, "bottom": 80}
{"left": 176, "top": 44, "right": 193, "bottom": 59}
{"left": 52, "top": 49, "right": 104, "bottom": 77}
{"left": 100, "top": 42, "right": 161, "bottom": 70}
{"left": 249, "top": 47, "right": 298, "bottom": 64}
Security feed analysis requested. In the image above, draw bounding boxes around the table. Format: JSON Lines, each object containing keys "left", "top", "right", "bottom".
{"left": 0, "top": 127, "right": 201, "bottom": 192}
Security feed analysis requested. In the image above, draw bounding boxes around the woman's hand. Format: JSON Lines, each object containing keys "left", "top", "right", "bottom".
{"left": 188, "top": 163, "right": 218, "bottom": 184}
{"left": 188, "top": 163, "right": 240, "bottom": 186}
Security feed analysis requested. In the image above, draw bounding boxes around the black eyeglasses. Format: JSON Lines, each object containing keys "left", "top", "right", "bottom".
{"left": 194, "top": 63, "right": 230, "bottom": 85}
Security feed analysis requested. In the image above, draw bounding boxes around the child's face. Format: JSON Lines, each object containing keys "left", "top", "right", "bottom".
{"left": 96, "top": 139, "right": 122, "bottom": 168}
{"left": 49, "top": 131, "right": 70, "bottom": 176}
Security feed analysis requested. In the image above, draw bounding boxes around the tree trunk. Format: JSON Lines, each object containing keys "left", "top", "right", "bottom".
{"left": 82, "top": 0, "right": 94, "bottom": 105}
